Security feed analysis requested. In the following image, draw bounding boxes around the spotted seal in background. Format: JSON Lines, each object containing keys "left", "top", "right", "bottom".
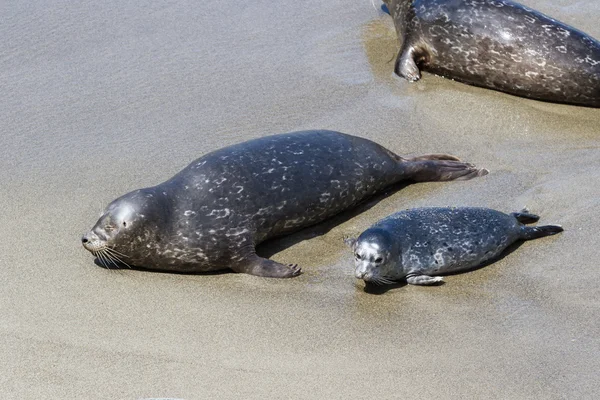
{"left": 82, "top": 130, "right": 487, "bottom": 278}
{"left": 382, "top": 0, "right": 600, "bottom": 107}
{"left": 348, "top": 207, "right": 562, "bottom": 285}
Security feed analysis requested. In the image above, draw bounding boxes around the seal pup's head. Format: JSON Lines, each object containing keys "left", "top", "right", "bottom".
{"left": 348, "top": 228, "right": 400, "bottom": 284}
{"left": 82, "top": 188, "right": 167, "bottom": 268}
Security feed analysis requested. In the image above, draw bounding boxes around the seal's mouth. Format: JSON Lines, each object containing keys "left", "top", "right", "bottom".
{"left": 82, "top": 232, "right": 130, "bottom": 269}
{"left": 81, "top": 231, "right": 107, "bottom": 252}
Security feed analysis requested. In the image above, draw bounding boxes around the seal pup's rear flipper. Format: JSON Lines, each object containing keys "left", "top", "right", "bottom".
{"left": 406, "top": 275, "right": 444, "bottom": 286}
{"left": 233, "top": 254, "right": 302, "bottom": 278}
{"left": 520, "top": 225, "right": 564, "bottom": 241}
{"left": 401, "top": 159, "right": 489, "bottom": 182}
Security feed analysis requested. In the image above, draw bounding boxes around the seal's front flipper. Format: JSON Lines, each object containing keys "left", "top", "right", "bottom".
{"left": 404, "top": 160, "right": 489, "bottom": 182}
{"left": 406, "top": 275, "right": 444, "bottom": 286}
{"left": 520, "top": 225, "right": 564, "bottom": 240}
{"left": 395, "top": 49, "right": 421, "bottom": 82}
{"left": 234, "top": 255, "right": 302, "bottom": 278}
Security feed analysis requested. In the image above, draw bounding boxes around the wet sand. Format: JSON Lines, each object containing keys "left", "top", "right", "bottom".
{"left": 1, "top": 0, "right": 599, "bottom": 398}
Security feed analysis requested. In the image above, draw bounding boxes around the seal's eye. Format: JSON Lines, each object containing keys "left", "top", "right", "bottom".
{"left": 122, "top": 221, "right": 127, "bottom": 227}
{"left": 375, "top": 257, "right": 383, "bottom": 263}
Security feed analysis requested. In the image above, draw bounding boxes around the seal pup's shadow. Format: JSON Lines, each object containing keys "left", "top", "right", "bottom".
{"left": 362, "top": 280, "right": 408, "bottom": 295}
{"left": 360, "top": 241, "right": 526, "bottom": 294}
{"left": 256, "top": 182, "right": 412, "bottom": 259}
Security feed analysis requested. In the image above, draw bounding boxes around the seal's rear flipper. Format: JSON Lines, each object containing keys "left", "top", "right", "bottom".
{"left": 520, "top": 225, "right": 564, "bottom": 240}
{"left": 511, "top": 211, "right": 540, "bottom": 224}
{"left": 233, "top": 254, "right": 302, "bottom": 278}
{"left": 404, "top": 159, "right": 489, "bottom": 182}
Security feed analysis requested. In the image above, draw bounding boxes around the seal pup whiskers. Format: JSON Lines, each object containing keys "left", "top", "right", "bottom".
{"left": 82, "top": 130, "right": 487, "bottom": 278}
{"left": 382, "top": 0, "right": 600, "bottom": 107}
{"left": 347, "top": 207, "right": 562, "bottom": 285}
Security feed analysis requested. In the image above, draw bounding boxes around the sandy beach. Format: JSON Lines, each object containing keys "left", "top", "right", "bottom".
{"left": 1, "top": 0, "right": 599, "bottom": 398}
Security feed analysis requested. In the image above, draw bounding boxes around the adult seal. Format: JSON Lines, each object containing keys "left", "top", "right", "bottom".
{"left": 348, "top": 207, "right": 562, "bottom": 285}
{"left": 382, "top": 0, "right": 600, "bottom": 107}
{"left": 82, "top": 130, "right": 487, "bottom": 278}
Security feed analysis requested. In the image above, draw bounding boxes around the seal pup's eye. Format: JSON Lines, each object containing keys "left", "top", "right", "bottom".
{"left": 122, "top": 221, "right": 127, "bottom": 227}
{"left": 375, "top": 257, "right": 383, "bottom": 263}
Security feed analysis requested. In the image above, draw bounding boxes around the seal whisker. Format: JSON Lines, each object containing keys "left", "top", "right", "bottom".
{"left": 105, "top": 250, "right": 128, "bottom": 269}
{"left": 104, "top": 248, "right": 132, "bottom": 269}
{"left": 378, "top": 276, "right": 395, "bottom": 285}
{"left": 101, "top": 250, "right": 121, "bottom": 269}
{"left": 371, "top": 276, "right": 386, "bottom": 286}
{"left": 105, "top": 247, "right": 129, "bottom": 258}
{"left": 100, "top": 249, "right": 121, "bottom": 270}
{"left": 95, "top": 251, "right": 111, "bottom": 269}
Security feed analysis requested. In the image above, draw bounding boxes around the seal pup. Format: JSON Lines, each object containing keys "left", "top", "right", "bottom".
{"left": 82, "top": 130, "right": 487, "bottom": 278}
{"left": 347, "top": 207, "right": 562, "bottom": 285}
{"left": 382, "top": 0, "right": 600, "bottom": 107}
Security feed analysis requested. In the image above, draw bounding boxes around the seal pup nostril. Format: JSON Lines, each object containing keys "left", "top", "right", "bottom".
{"left": 81, "top": 237, "right": 88, "bottom": 244}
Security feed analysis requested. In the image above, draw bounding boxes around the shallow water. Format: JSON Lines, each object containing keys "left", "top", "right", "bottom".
{"left": 1, "top": 0, "right": 599, "bottom": 398}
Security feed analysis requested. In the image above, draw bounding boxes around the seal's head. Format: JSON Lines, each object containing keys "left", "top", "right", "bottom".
{"left": 82, "top": 188, "right": 167, "bottom": 268}
{"left": 351, "top": 228, "right": 400, "bottom": 284}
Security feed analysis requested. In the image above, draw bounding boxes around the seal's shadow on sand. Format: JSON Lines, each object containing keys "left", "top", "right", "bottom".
{"left": 360, "top": 241, "right": 526, "bottom": 295}
{"left": 92, "top": 258, "right": 231, "bottom": 275}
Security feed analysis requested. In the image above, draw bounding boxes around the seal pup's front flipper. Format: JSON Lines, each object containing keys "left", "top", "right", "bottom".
{"left": 233, "top": 254, "right": 302, "bottom": 278}
{"left": 406, "top": 275, "right": 444, "bottom": 286}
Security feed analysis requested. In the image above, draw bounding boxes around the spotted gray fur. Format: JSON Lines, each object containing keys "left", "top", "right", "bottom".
{"left": 349, "top": 207, "right": 563, "bottom": 285}
{"left": 82, "top": 130, "right": 487, "bottom": 278}
{"left": 383, "top": 0, "right": 600, "bottom": 107}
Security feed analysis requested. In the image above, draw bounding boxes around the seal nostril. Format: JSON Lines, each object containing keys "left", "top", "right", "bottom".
{"left": 82, "top": 237, "right": 88, "bottom": 244}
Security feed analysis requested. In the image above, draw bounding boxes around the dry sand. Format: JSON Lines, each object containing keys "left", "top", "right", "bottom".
{"left": 1, "top": 0, "right": 599, "bottom": 398}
